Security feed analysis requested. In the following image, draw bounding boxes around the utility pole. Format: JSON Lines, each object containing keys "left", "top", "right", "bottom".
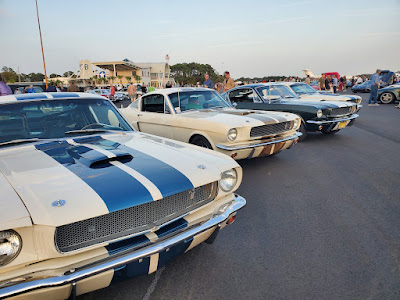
{"left": 35, "top": 0, "right": 48, "bottom": 88}
{"left": 17, "top": 66, "right": 21, "bottom": 82}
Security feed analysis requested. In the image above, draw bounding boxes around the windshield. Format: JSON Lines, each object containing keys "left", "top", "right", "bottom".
{"left": 0, "top": 98, "right": 132, "bottom": 145}
{"left": 256, "top": 85, "right": 298, "bottom": 99}
{"left": 290, "top": 83, "right": 317, "bottom": 94}
{"left": 168, "top": 90, "right": 230, "bottom": 112}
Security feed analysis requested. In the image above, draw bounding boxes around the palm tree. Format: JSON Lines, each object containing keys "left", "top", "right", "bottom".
{"left": 108, "top": 76, "right": 116, "bottom": 84}
{"left": 125, "top": 76, "right": 132, "bottom": 83}
{"left": 134, "top": 75, "right": 141, "bottom": 83}
{"left": 117, "top": 75, "right": 123, "bottom": 84}
{"left": 91, "top": 76, "right": 98, "bottom": 86}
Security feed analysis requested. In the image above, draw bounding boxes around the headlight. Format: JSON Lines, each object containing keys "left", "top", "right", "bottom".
{"left": 317, "top": 109, "right": 323, "bottom": 118}
{"left": 0, "top": 230, "right": 22, "bottom": 266}
{"left": 293, "top": 118, "right": 300, "bottom": 129}
{"left": 220, "top": 169, "right": 238, "bottom": 192}
{"left": 227, "top": 128, "right": 237, "bottom": 141}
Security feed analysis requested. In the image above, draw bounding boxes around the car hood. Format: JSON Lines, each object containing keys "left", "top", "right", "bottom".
{"left": 274, "top": 99, "right": 355, "bottom": 109}
{"left": 299, "top": 93, "right": 361, "bottom": 102}
{"left": 179, "top": 108, "right": 298, "bottom": 128}
{"left": 0, "top": 132, "right": 238, "bottom": 227}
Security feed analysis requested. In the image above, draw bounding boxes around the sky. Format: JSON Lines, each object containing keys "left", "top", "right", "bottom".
{"left": 1, "top": 0, "right": 400, "bottom": 78}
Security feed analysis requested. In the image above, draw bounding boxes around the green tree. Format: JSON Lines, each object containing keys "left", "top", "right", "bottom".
{"left": 1, "top": 66, "right": 18, "bottom": 83}
{"left": 117, "top": 75, "right": 123, "bottom": 84}
{"left": 125, "top": 76, "right": 132, "bottom": 83}
{"left": 170, "top": 62, "right": 219, "bottom": 86}
{"left": 28, "top": 73, "right": 45, "bottom": 82}
{"left": 63, "top": 71, "right": 74, "bottom": 77}
{"left": 49, "top": 73, "right": 60, "bottom": 78}
{"left": 108, "top": 76, "right": 116, "bottom": 84}
{"left": 134, "top": 75, "right": 141, "bottom": 83}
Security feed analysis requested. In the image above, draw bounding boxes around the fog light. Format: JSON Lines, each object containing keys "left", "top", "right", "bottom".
{"left": 227, "top": 215, "right": 236, "bottom": 224}
{"left": 214, "top": 201, "right": 233, "bottom": 216}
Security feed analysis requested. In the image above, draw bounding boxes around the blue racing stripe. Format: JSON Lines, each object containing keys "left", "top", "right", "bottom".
{"left": 73, "top": 136, "right": 194, "bottom": 198}
{"left": 51, "top": 92, "right": 80, "bottom": 98}
{"left": 15, "top": 94, "right": 48, "bottom": 100}
{"left": 35, "top": 140, "right": 153, "bottom": 212}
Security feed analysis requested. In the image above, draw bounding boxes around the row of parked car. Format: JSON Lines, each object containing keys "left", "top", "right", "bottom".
{"left": 0, "top": 82, "right": 380, "bottom": 298}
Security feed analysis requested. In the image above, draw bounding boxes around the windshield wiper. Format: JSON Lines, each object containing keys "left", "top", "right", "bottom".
{"left": 0, "top": 138, "right": 48, "bottom": 147}
{"left": 65, "top": 129, "right": 121, "bottom": 135}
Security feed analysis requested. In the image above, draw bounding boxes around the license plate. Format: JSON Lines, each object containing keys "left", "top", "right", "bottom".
{"left": 338, "top": 121, "right": 349, "bottom": 129}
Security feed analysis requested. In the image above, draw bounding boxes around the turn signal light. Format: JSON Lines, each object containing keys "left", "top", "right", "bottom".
{"left": 231, "top": 153, "right": 237, "bottom": 158}
{"left": 227, "top": 215, "right": 236, "bottom": 225}
{"left": 318, "top": 125, "right": 323, "bottom": 130}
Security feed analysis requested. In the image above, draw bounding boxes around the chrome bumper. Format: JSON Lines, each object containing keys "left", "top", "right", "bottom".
{"left": 216, "top": 132, "right": 301, "bottom": 151}
{"left": 306, "top": 114, "right": 359, "bottom": 125}
{"left": 0, "top": 195, "right": 246, "bottom": 299}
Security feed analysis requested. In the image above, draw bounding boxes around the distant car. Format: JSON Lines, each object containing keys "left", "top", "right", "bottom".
{"left": 121, "top": 88, "right": 302, "bottom": 160}
{"left": 114, "top": 92, "right": 129, "bottom": 102}
{"left": 378, "top": 83, "right": 400, "bottom": 104}
{"left": 88, "top": 89, "right": 122, "bottom": 102}
{"left": 13, "top": 86, "right": 44, "bottom": 94}
{"left": 279, "top": 82, "right": 362, "bottom": 112}
{"left": 352, "top": 81, "right": 372, "bottom": 93}
{"left": 222, "top": 83, "right": 359, "bottom": 141}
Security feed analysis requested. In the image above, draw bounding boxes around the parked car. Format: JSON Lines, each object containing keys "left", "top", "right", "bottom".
{"left": 378, "top": 83, "right": 400, "bottom": 104}
{"left": 114, "top": 91, "right": 130, "bottom": 102}
{"left": 222, "top": 83, "right": 359, "bottom": 141}
{"left": 13, "top": 86, "right": 44, "bottom": 94}
{"left": 280, "top": 82, "right": 362, "bottom": 111}
{"left": 88, "top": 88, "right": 123, "bottom": 102}
{"left": 0, "top": 92, "right": 246, "bottom": 299}
{"left": 352, "top": 80, "right": 372, "bottom": 93}
{"left": 121, "top": 88, "right": 301, "bottom": 160}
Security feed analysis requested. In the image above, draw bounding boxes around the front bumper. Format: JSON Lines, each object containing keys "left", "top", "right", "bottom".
{"left": 0, "top": 195, "right": 246, "bottom": 299}
{"left": 306, "top": 114, "right": 359, "bottom": 125}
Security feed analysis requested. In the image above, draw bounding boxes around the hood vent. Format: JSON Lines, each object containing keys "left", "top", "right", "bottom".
{"left": 89, "top": 154, "right": 133, "bottom": 169}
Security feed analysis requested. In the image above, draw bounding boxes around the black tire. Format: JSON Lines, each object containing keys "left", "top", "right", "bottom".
{"left": 297, "top": 122, "right": 308, "bottom": 142}
{"left": 322, "top": 129, "right": 340, "bottom": 134}
{"left": 190, "top": 135, "right": 213, "bottom": 149}
{"left": 379, "top": 92, "right": 395, "bottom": 104}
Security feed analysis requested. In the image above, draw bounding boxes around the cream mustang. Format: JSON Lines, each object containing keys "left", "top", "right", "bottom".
{"left": 0, "top": 93, "right": 246, "bottom": 299}
{"left": 121, "top": 88, "right": 302, "bottom": 160}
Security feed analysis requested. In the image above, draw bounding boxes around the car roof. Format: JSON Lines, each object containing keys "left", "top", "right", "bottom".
{"left": 0, "top": 92, "right": 104, "bottom": 104}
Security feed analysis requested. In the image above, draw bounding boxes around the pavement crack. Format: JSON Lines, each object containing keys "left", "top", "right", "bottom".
{"left": 143, "top": 266, "right": 165, "bottom": 300}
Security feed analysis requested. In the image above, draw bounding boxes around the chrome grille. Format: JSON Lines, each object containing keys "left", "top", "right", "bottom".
{"left": 55, "top": 183, "right": 217, "bottom": 253}
{"left": 329, "top": 106, "right": 355, "bottom": 117}
{"left": 250, "top": 121, "right": 293, "bottom": 138}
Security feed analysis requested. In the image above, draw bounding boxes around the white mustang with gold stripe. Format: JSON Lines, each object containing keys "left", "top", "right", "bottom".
{"left": 0, "top": 93, "right": 246, "bottom": 299}
{"left": 121, "top": 87, "right": 302, "bottom": 160}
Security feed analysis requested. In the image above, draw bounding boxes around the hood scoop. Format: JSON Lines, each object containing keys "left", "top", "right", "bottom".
{"left": 224, "top": 110, "right": 256, "bottom": 116}
{"left": 89, "top": 153, "right": 133, "bottom": 169}
{"left": 76, "top": 149, "right": 133, "bottom": 169}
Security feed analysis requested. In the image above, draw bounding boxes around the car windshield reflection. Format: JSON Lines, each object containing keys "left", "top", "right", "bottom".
{"left": 0, "top": 98, "right": 132, "bottom": 145}
{"left": 256, "top": 85, "right": 298, "bottom": 100}
{"left": 168, "top": 90, "right": 231, "bottom": 113}
{"left": 290, "top": 83, "right": 318, "bottom": 95}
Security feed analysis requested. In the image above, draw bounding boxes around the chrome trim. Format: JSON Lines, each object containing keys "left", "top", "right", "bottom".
{"left": 216, "top": 132, "right": 301, "bottom": 151}
{"left": 0, "top": 195, "right": 246, "bottom": 299}
{"left": 306, "top": 114, "right": 359, "bottom": 125}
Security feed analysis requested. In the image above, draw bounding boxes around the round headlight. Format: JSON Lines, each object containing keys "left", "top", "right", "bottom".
{"left": 317, "top": 109, "right": 323, "bottom": 118}
{"left": 227, "top": 128, "right": 237, "bottom": 141}
{"left": 0, "top": 230, "right": 22, "bottom": 266}
{"left": 220, "top": 169, "right": 238, "bottom": 192}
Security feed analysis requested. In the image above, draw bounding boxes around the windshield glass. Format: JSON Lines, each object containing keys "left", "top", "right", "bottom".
{"left": 290, "top": 83, "right": 317, "bottom": 94}
{"left": 168, "top": 90, "right": 230, "bottom": 112}
{"left": 0, "top": 98, "right": 132, "bottom": 144}
{"left": 256, "top": 85, "right": 298, "bottom": 99}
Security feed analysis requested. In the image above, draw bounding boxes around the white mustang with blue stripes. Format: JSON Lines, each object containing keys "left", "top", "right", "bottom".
{"left": 0, "top": 93, "right": 246, "bottom": 299}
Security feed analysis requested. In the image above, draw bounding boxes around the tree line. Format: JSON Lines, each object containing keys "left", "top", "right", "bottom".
{"left": 0, "top": 66, "right": 75, "bottom": 83}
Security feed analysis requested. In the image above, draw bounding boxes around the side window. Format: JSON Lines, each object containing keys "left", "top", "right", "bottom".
{"left": 142, "top": 94, "right": 165, "bottom": 113}
{"left": 228, "top": 89, "right": 259, "bottom": 103}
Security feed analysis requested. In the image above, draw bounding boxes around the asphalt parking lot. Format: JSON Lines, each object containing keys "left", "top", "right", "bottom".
{"left": 80, "top": 92, "right": 400, "bottom": 300}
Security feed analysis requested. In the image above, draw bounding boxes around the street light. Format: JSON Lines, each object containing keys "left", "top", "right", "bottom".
{"left": 35, "top": 0, "right": 48, "bottom": 89}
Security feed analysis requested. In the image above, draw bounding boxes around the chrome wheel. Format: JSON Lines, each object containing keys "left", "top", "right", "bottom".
{"left": 379, "top": 92, "right": 395, "bottom": 104}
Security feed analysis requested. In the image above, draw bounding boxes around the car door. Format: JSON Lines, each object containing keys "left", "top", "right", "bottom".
{"left": 136, "top": 93, "right": 175, "bottom": 139}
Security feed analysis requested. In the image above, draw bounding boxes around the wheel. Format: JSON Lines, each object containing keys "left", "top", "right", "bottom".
{"left": 297, "top": 122, "right": 308, "bottom": 142}
{"left": 379, "top": 92, "right": 395, "bottom": 104}
{"left": 190, "top": 136, "right": 213, "bottom": 149}
{"left": 322, "top": 129, "right": 340, "bottom": 134}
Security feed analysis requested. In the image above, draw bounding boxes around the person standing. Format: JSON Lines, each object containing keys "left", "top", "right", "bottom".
{"left": 223, "top": 71, "right": 235, "bottom": 92}
{"left": 110, "top": 85, "right": 115, "bottom": 101}
{"left": 0, "top": 74, "right": 12, "bottom": 96}
{"left": 67, "top": 81, "right": 79, "bottom": 92}
{"left": 46, "top": 82, "right": 57, "bottom": 92}
{"left": 368, "top": 69, "right": 381, "bottom": 106}
{"left": 325, "top": 75, "right": 330, "bottom": 91}
{"left": 304, "top": 75, "right": 311, "bottom": 85}
{"left": 318, "top": 74, "right": 325, "bottom": 90}
{"left": 356, "top": 76, "right": 363, "bottom": 85}
{"left": 141, "top": 84, "right": 147, "bottom": 94}
{"left": 166, "top": 82, "right": 172, "bottom": 88}
{"left": 128, "top": 83, "right": 137, "bottom": 102}
{"left": 203, "top": 74, "right": 214, "bottom": 89}
{"left": 332, "top": 76, "right": 338, "bottom": 93}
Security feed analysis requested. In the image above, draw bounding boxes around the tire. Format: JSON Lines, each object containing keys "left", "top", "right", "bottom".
{"left": 190, "top": 135, "right": 213, "bottom": 149}
{"left": 297, "top": 122, "right": 308, "bottom": 142}
{"left": 379, "top": 92, "right": 395, "bottom": 104}
{"left": 322, "top": 129, "right": 340, "bottom": 134}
